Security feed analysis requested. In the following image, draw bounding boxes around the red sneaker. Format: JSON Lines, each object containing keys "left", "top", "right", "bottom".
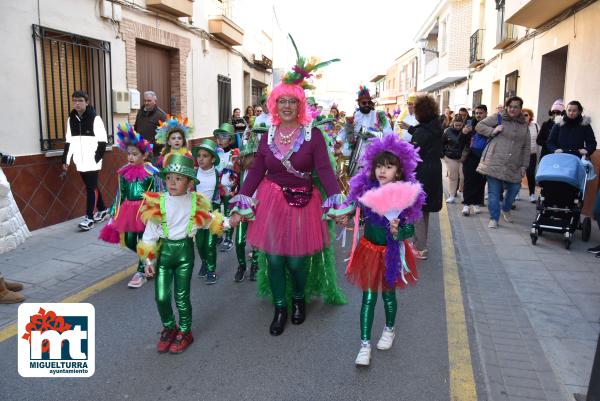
{"left": 157, "top": 327, "right": 178, "bottom": 353}
{"left": 169, "top": 331, "right": 194, "bottom": 354}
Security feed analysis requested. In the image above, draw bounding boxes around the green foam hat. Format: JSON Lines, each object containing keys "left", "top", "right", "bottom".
{"left": 251, "top": 122, "right": 269, "bottom": 134}
{"left": 159, "top": 153, "right": 199, "bottom": 185}
{"left": 213, "top": 122, "right": 235, "bottom": 138}
{"left": 192, "top": 139, "right": 220, "bottom": 166}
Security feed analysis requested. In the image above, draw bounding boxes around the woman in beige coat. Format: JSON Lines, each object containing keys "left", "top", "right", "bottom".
{"left": 476, "top": 96, "right": 530, "bottom": 228}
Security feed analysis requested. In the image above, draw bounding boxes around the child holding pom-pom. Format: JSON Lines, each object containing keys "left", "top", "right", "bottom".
{"left": 343, "top": 134, "right": 426, "bottom": 367}
{"left": 99, "top": 123, "right": 158, "bottom": 288}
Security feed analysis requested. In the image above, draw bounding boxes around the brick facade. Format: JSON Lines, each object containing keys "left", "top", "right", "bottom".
{"left": 119, "top": 19, "right": 191, "bottom": 122}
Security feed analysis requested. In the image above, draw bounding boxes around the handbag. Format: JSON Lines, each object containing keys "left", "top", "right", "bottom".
{"left": 281, "top": 185, "right": 313, "bottom": 208}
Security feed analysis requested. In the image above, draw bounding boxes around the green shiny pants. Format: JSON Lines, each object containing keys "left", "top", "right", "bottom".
{"left": 195, "top": 228, "right": 217, "bottom": 273}
{"left": 234, "top": 222, "right": 258, "bottom": 268}
{"left": 265, "top": 254, "right": 308, "bottom": 308}
{"left": 221, "top": 195, "right": 233, "bottom": 242}
{"left": 360, "top": 290, "right": 397, "bottom": 341}
{"left": 122, "top": 232, "right": 144, "bottom": 273}
{"left": 155, "top": 238, "right": 195, "bottom": 332}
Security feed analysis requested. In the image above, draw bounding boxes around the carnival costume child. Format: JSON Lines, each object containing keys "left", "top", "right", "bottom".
{"left": 99, "top": 123, "right": 158, "bottom": 288}
{"left": 214, "top": 123, "right": 241, "bottom": 253}
{"left": 137, "top": 154, "right": 224, "bottom": 354}
{"left": 228, "top": 35, "right": 347, "bottom": 336}
{"left": 192, "top": 140, "right": 221, "bottom": 285}
{"left": 344, "top": 134, "right": 425, "bottom": 366}
{"left": 233, "top": 123, "right": 269, "bottom": 282}
{"left": 155, "top": 115, "right": 193, "bottom": 169}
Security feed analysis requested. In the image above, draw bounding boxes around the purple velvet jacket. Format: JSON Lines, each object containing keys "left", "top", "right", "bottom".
{"left": 239, "top": 127, "right": 340, "bottom": 198}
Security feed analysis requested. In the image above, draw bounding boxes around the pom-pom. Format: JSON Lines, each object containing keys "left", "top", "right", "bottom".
{"left": 359, "top": 182, "right": 423, "bottom": 219}
{"left": 98, "top": 221, "right": 120, "bottom": 244}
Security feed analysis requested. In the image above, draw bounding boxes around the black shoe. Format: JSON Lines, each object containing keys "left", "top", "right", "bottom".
{"left": 249, "top": 261, "right": 258, "bottom": 281}
{"left": 587, "top": 245, "right": 600, "bottom": 254}
{"left": 511, "top": 203, "right": 516, "bottom": 210}
{"left": 93, "top": 209, "right": 109, "bottom": 223}
{"left": 198, "top": 264, "right": 207, "bottom": 277}
{"left": 215, "top": 236, "right": 223, "bottom": 246}
{"left": 205, "top": 272, "right": 217, "bottom": 285}
{"left": 234, "top": 266, "right": 245, "bottom": 282}
{"left": 219, "top": 240, "right": 233, "bottom": 252}
{"left": 291, "top": 299, "right": 305, "bottom": 325}
{"left": 269, "top": 307, "right": 287, "bottom": 336}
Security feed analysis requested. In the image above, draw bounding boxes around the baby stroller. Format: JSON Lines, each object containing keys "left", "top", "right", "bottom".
{"left": 530, "top": 153, "right": 592, "bottom": 249}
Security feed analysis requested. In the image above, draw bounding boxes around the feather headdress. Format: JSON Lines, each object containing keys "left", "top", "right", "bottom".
{"left": 155, "top": 115, "right": 193, "bottom": 145}
{"left": 356, "top": 85, "right": 371, "bottom": 101}
{"left": 282, "top": 34, "right": 340, "bottom": 90}
{"left": 116, "top": 122, "right": 153, "bottom": 154}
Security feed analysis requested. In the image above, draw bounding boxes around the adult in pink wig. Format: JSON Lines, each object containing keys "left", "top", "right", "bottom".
{"left": 229, "top": 35, "right": 346, "bottom": 336}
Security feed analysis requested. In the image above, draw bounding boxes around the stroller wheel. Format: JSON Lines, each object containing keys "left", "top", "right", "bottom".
{"left": 582, "top": 217, "right": 592, "bottom": 242}
{"left": 565, "top": 238, "right": 572, "bottom": 249}
{"left": 530, "top": 234, "right": 538, "bottom": 245}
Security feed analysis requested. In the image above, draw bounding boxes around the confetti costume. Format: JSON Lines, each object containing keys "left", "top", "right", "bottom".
{"left": 137, "top": 154, "right": 224, "bottom": 352}
{"left": 344, "top": 135, "right": 425, "bottom": 365}
{"left": 99, "top": 123, "right": 158, "bottom": 274}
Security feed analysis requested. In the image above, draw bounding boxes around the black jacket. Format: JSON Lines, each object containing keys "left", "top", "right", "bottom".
{"left": 442, "top": 127, "right": 464, "bottom": 159}
{"left": 134, "top": 106, "right": 167, "bottom": 155}
{"left": 409, "top": 118, "right": 443, "bottom": 213}
{"left": 537, "top": 117, "right": 555, "bottom": 157}
{"left": 547, "top": 115, "right": 596, "bottom": 156}
{"left": 61, "top": 106, "right": 106, "bottom": 168}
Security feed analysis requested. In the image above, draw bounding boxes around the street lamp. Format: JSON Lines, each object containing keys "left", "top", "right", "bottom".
{"left": 418, "top": 38, "right": 439, "bottom": 56}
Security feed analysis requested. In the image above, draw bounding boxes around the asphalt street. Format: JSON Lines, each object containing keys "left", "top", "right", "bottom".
{"left": 0, "top": 214, "right": 474, "bottom": 401}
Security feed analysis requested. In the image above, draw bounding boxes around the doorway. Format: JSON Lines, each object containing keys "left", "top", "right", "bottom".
{"left": 136, "top": 42, "right": 172, "bottom": 114}
{"left": 491, "top": 80, "right": 500, "bottom": 110}
{"left": 537, "top": 46, "right": 568, "bottom": 125}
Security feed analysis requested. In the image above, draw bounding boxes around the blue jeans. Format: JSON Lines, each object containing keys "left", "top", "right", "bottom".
{"left": 487, "top": 176, "right": 520, "bottom": 221}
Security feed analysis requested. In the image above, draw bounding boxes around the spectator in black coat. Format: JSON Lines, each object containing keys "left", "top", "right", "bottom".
{"left": 536, "top": 99, "right": 564, "bottom": 158}
{"left": 547, "top": 100, "right": 596, "bottom": 157}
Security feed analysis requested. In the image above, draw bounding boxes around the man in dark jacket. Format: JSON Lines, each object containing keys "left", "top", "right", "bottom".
{"left": 134, "top": 91, "right": 167, "bottom": 158}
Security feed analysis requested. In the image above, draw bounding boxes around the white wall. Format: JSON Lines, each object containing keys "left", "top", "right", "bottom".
{"left": 0, "top": 0, "right": 124, "bottom": 156}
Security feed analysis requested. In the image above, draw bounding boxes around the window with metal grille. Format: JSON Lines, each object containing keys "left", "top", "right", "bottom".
{"left": 504, "top": 70, "right": 519, "bottom": 100}
{"left": 472, "top": 89, "right": 483, "bottom": 109}
{"left": 218, "top": 74, "right": 232, "bottom": 125}
{"left": 32, "top": 25, "right": 113, "bottom": 151}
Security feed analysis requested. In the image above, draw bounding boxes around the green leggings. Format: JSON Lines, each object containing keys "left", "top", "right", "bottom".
{"left": 265, "top": 254, "right": 308, "bottom": 308}
{"left": 122, "top": 232, "right": 144, "bottom": 273}
{"left": 155, "top": 238, "right": 195, "bottom": 332}
{"left": 221, "top": 195, "right": 233, "bottom": 242}
{"left": 235, "top": 221, "right": 258, "bottom": 268}
{"left": 360, "top": 290, "right": 397, "bottom": 341}
{"left": 195, "top": 229, "right": 217, "bottom": 273}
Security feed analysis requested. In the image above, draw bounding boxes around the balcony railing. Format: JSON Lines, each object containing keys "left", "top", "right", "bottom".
{"left": 494, "top": 22, "right": 517, "bottom": 49}
{"left": 469, "top": 29, "right": 484, "bottom": 67}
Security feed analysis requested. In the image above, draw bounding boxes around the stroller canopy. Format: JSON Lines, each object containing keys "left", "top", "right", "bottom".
{"left": 536, "top": 153, "right": 586, "bottom": 191}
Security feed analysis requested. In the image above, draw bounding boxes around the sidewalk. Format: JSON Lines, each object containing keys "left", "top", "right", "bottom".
{"left": 448, "top": 186, "right": 599, "bottom": 401}
{"left": 0, "top": 218, "right": 136, "bottom": 329}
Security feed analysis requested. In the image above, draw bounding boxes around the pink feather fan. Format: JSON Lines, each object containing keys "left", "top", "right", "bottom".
{"left": 358, "top": 182, "right": 422, "bottom": 221}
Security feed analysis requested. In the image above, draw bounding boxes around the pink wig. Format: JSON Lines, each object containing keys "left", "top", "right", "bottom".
{"left": 267, "top": 83, "right": 311, "bottom": 126}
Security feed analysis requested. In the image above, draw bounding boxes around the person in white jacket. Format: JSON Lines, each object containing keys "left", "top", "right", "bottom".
{"left": 61, "top": 91, "right": 109, "bottom": 231}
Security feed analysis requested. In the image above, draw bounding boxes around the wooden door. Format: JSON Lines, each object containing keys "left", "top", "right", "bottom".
{"left": 136, "top": 42, "right": 171, "bottom": 113}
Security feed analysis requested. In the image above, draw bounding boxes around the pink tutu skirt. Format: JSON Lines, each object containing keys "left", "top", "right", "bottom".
{"left": 247, "top": 179, "right": 329, "bottom": 256}
{"left": 111, "top": 200, "right": 145, "bottom": 233}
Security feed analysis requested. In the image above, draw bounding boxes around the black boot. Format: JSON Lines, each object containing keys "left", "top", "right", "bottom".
{"left": 269, "top": 307, "right": 287, "bottom": 336}
{"left": 234, "top": 265, "right": 245, "bottom": 282}
{"left": 291, "top": 299, "right": 306, "bottom": 325}
{"left": 249, "top": 260, "right": 258, "bottom": 281}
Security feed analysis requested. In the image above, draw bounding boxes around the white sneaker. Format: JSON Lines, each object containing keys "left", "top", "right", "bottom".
{"left": 473, "top": 205, "right": 481, "bottom": 214}
{"left": 501, "top": 210, "right": 513, "bottom": 223}
{"left": 529, "top": 194, "right": 536, "bottom": 203}
{"left": 93, "top": 209, "right": 109, "bottom": 223}
{"left": 462, "top": 205, "right": 470, "bottom": 216}
{"left": 78, "top": 217, "right": 94, "bottom": 231}
{"left": 488, "top": 219, "right": 498, "bottom": 229}
{"left": 446, "top": 196, "right": 455, "bottom": 204}
{"left": 128, "top": 272, "right": 147, "bottom": 288}
{"left": 515, "top": 193, "right": 521, "bottom": 201}
{"left": 485, "top": 194, "right": 488, "bottom": 200}
{"left": 376, "top": 327, "right": 395, "bottom": 350}
{"left": 355, "top": 343, "right": 371, "bottom": 366}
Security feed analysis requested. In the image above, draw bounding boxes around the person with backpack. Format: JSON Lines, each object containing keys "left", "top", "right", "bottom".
{"left": 459, "top": 105, "right": 488, "bottom": 216}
